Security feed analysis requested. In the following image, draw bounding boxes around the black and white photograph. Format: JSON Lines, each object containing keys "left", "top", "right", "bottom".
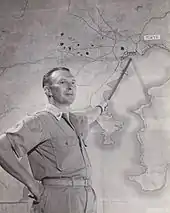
{"left": 0, "top": 0, "right": 170, "bottom": 212}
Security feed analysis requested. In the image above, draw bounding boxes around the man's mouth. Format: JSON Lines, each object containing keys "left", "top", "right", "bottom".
{"left": 65, "top": 93, "right": 73, "bottom": 96}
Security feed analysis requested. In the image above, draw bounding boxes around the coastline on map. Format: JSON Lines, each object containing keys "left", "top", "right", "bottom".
{"left": 127, "top": 69, "right": 170, "bottom": 191}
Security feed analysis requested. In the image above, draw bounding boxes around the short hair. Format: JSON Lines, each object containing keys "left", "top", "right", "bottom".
{"left": 42, "top": 67, "right": 70, "bottom": 88}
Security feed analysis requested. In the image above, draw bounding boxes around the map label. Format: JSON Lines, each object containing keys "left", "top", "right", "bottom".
{"left": 144, "top": 34, "right": 160, "bottom": 40}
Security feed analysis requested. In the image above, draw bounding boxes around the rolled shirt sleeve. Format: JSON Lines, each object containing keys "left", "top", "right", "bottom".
{"left": 5, "top": 114, "right": 47, "bottom": 158}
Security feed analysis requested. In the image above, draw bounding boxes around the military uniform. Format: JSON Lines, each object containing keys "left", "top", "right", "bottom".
{"left": 4, "top": 104, "right": 97, "bottom": 213}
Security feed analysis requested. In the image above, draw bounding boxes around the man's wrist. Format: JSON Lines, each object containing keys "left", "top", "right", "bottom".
{"left": 26, "top": 178, "right": 36, "bottom": 190}
{"left": 27, "top": 179, "right": 44, "bottom": 200}
{"left": 26, "top": 177, "right": 40, "bottom": 191}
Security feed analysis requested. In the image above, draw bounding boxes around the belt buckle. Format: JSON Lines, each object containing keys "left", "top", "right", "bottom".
{"left": 84, "top": 179, "right": 89, "bottom": 187}
{"left": 70, "top": 177, "right": 74, "bottom": 187}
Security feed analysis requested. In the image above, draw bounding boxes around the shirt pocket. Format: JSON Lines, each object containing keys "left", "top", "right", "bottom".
{"left": 52, "top": 135, "right": 82, "bottom": 172}
{"left": 55, "top": 135, "right": 77, "bottom": 148}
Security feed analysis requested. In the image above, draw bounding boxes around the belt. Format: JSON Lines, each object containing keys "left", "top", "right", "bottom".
{"left": 42, "top": 177, "right": 92, "bottom": 187}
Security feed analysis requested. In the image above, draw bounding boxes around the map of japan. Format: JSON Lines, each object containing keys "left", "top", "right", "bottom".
{"left": 1, "top": 0, "right": 170, "bottom": 212}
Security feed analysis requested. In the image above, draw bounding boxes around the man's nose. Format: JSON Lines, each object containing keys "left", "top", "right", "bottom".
{"left": 67, "top": 82, "right": 75, "bottom": 89}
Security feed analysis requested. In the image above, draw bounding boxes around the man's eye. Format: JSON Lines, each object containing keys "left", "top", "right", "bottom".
{"left": 60, "top": 81, "right": 65, "bottom": 84}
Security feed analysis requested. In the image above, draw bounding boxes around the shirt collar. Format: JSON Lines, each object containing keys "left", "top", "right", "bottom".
{"left": 45, "top": 104, "right": 70, "bottom": 121}
{"left": 45, "top": 104, "right": 63, "bottom": 120}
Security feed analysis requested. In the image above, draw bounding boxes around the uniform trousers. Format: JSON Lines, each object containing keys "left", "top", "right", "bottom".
{"left": 31, "top": 181, "right": 97, "bottom": 213}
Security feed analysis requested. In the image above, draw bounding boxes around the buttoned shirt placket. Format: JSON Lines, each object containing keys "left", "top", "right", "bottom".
{"left": 63, "top": 113, "right": 89, "bottom": 180}
{"left": 41, "top": 105, "right": 90, "bottom": 213}
{"left": 46, "top": 104, "right": 89, "bottom": 182}
{"left": 67, "top": 114, "right": 89, "bottom": 213}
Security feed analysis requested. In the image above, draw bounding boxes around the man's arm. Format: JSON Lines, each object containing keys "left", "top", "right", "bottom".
{"left": 0, "top": 134, "right": 43, "bottom": 201}
{"left": 0, "top": 114, "right": 49, "bottom": 201}
{"left": 81, "top": 101, "right": 108, "bottom": 125}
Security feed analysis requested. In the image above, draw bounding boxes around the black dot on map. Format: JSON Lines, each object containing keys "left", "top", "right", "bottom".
{"left": 136, "top": 5, "right": 143, "bottom": 11}
{"left": 86, "top": 52, "right": 89, "bottom": 55}
{"left": 60, "top": 42, "right": 64, "bottom": 46}
{"left": 121, "top": 46, "right": 125, "bottom": 50}
{"left": 91, "top": 44, "right": 94, "bottom": 47}
{"left": 61, "top": 32, "right": 64, "bottom": 36}
{"left": 77, "top": 43, "right": 80, "bottom": 46}
{"left": 68, "top": 47, "right": 72, "bottom": 51}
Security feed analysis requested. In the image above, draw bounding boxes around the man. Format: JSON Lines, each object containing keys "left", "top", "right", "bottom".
{"left": 0, "top": 67, "right": 108, "bottom": 213}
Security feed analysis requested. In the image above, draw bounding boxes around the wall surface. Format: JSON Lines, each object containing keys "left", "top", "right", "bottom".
{"left": 1, "top": 0, "right": 170, "bottom": 212}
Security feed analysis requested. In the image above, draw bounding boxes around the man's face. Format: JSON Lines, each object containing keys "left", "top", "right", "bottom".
{"left": 48, "top": 70, "right": 76, "bottom": 106}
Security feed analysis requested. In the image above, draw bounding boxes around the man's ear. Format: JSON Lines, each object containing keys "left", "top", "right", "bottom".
{"left": 44, "top": 86, "right": 52, "bottom": 97}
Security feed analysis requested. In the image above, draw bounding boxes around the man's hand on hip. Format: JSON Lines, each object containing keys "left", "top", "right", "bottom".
{"left": 28, "top": 180, "right": 45, "bottom": 203}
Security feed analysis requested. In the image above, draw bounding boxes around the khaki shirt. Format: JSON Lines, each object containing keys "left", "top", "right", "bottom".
{"left": 4, "top": 105, "right": 92, "bottom": 180}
